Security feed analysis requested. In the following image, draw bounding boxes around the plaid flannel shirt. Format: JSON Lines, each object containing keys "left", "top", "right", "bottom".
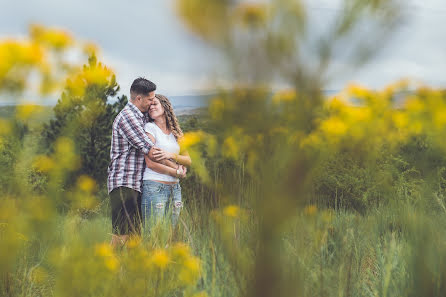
{"left": 107, "top": 101, "right": 154, "bottom": 193}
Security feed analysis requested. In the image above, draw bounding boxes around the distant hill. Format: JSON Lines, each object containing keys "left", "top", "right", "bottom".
{"left": 0, "top": 105, "right": 16, "bottom": 118}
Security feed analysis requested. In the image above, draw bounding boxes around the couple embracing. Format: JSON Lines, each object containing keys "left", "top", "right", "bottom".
{"left": 107, "top": 77, "right": 191, "bottom": 246}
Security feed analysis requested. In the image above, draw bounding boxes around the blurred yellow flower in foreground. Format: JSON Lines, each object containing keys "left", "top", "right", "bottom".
{"left": 126, "top": 236, "right": 141, "bottom": 248}
{"left": 320, "top": 117, "right": 348, "bottom": 136}
{"left": 179, "top": 131, "right": 204, "bottom": 150}
{"left": 55, "top": 137, "right": 74, "bottom": 155}
{"left": 151, "top": 249, "right": 170, "bottom": 269}
{"left": 82, "top": 64, "right": 113, "bottom": 85}
{"left": 77, "top": 175, "right": 96, "bottom": 193}
{"left": 104, "top": 257, "right": 119, "bottom": 272}
{"left": 95, "top": 243, "right": 113, "bottom": 258}
{"left": 172, "top": 242, "right": 191, "bottom": 259}
{"left": 30, "top": 24, "right": 73, "bottom": 50}
{"left": 175, "top": 0, "right": 229, "bottom": 44}
{"left": 347, "top": 83, "right": 370, "bottom": 98}
{"left": 392, "top": 112, "right": 408, "bottom": 129}
{"left": 222, "top": 136, "right": 239, "bottom": 160}
{"left": 33, "top": 155, "right": 55, "bottom": 172}
{"left": 16, "top": 104, "right": 43, "bottom": 120}
{"left": 209, "top": 98, "right": 225, "bottom": 120}
{"left": 223, "top": 205, "right": 240, "bottom": 218}
{"left": 94, "top": 243, "right": 119, "bottom": 271}
{"left": 179, "top": 256, "right": 201, "bottom": 284}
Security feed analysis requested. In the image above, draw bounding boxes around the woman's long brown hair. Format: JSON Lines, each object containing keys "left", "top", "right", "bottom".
{"left": 152, "top": 94, "right": 184, "bottom": 140}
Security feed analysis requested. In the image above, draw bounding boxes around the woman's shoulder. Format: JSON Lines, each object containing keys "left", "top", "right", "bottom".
{"left": 144, "top": 122, "right": 158, "bottom": 134}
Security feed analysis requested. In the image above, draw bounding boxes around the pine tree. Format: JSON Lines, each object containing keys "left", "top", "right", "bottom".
{"left": 43, "top": 55, "right": 127, "bottom": 185}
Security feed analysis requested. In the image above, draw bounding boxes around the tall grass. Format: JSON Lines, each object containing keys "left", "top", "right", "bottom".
{"left": 3, "top": 2, "right": 446, "bottom": 296}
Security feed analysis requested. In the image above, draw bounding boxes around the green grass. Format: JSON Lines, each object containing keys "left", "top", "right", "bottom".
{"left": 3, "top": 108, "right": 446, "bottom": 297}
{"left": 5, "top": 192, "right": 446, "bottom": 297}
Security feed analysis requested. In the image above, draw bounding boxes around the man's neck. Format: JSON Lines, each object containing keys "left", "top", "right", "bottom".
{"left": 129, "top": 101, "right": 144, "bottom": 114}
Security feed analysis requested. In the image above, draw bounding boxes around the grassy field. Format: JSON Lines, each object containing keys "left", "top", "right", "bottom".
{"left": 2, "top": 102, "right": 446, "bottom": 297}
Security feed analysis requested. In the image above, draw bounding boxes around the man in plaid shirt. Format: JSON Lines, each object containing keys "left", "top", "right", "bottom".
{"left": 107, "top": 77, "right": 156, "bottom": 246}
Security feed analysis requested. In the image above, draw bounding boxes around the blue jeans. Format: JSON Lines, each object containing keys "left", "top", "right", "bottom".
{"left": 141, "top": 180, "right": 182, "bottom": 234}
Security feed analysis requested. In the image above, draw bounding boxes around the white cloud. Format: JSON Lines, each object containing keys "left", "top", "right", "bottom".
{"left": 0, "top": 0, "right": 445, "bottom": 93}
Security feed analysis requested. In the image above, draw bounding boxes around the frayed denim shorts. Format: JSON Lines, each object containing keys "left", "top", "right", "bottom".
{"left": 141, "top": 180, "right": 182, "bottom": 233}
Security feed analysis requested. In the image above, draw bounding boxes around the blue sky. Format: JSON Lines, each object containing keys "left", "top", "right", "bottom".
{"left": 1, "top": 0, "right": 445, "bottom": 96}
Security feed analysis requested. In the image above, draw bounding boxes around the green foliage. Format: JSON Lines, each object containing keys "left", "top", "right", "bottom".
{"left": 42, "top": 56, "right": 127, "bottom": 186}
{"left": 0, "top": 119, "right": 27, "bottom": 193}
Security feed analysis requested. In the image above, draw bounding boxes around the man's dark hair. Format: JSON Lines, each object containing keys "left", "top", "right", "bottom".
{"left": 130, "top": 77, "right": 156, "bottom": 99}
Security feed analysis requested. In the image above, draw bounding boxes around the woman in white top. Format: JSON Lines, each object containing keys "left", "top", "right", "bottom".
{"left": 141, "top": 94, "right": 191, "bottom": 234}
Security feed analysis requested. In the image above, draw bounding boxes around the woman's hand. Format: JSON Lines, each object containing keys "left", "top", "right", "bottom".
{"left": 176, "top": 165, "right": 187, "bottom": 178}
{"left": 179, "top": 165, "right": 187, "bottom": 178}
{"left": 152, "top": 147, "right": 174, "bottom": 161}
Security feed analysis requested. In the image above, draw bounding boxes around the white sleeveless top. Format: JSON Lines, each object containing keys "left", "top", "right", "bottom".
{"left": 143, "top": 122, "right": 180, "bottom": 182}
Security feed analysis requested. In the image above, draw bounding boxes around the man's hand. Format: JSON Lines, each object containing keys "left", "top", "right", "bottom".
{"left": 152, "top": 147, "right": 174, "bottom": 161}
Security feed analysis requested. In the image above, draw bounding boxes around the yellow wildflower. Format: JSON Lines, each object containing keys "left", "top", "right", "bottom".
{"left": 33, "top": 155, "right": 55, "bottom": 172}
{"left": 172, "top": 243, "right": 191, "bottom": 260}
{"left": 105, "top": 257, "right": 119, "bottom": 272}
{"left": 328, "top": 96, "right": 347, "bottom": 111}
{"left": 95, "top": 243, "right": 114, "bottom": 258}
{"left": 82, "top": 65, "right": 113, "bottom": 85}
{"left": 30, "top": 24, "right": 73, "bottom": 50}
{"left": 320, "top": 117, "right": 348, "bottom": 136}
{"left": 392, "top": 112, "right": 408, "bottom": 129}
{"left": 179, "top": 256, "right": 201, "bottom": 284}
{"left": 151, "top": 249, "right": 170, "bottom": 269}
{"left": 55, "top": 137, "right": 74, "bottom": 155}
{"left": 347, "top": 83, "right": 370, "bottom": 98}
{"left": 222, "top": 136, "right": 239, "bottom": 159}
{"left": 65, "top": 75, "right": 86, "bottom": 97}
{"left": 433, "top": 110, "right": 446, "bottom": 129}
{"left": 126, "top": 236, "right": 141, "bottom": 248}
{"left": 223, "top": 205, "right": 240, "bottom": 218}
{"left": 209, "top": 98, "right": 225, "bottom": 120}
{"left": 180, "top": 131, "right": 203, "bottom": 148}
{"left": 405, "top": 96, "right": 424, "bottom": 112}
{"left": 77, "top": 175, "right": 96, "bottom": 193}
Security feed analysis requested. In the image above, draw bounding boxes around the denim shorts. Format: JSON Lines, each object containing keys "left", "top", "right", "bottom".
{"left": 141, "top": 180, "right": 182, "bottom": 234}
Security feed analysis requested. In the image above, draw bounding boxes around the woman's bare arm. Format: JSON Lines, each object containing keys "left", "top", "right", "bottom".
{"left": 145, "top": 132, "right": 178, "bottom": 170}
{"left": 148, "top": 148, "right": 178, "bottom": 169}
{"left": 144, "top": 155, "right": 178, "bottom": 177}
{"left": 173, "top": 150, "right": 191, "bottom": 167}
{"left": 152, "top": 149, "right": 192, "bottom": 167}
